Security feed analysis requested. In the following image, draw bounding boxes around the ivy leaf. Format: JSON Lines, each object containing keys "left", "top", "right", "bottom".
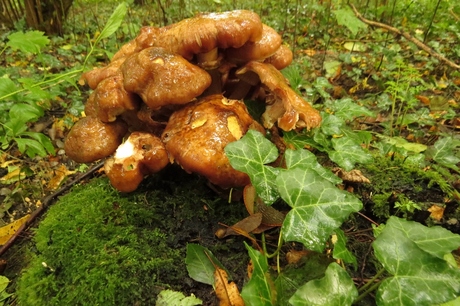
{"left": 320, "top": 113, "right": 344, "bottom": 136}
{"left": 426, "top": 137, "right": 460, "bottom": 172}
{"left": 277, "top": 168, "right": 362, "bottom": 252}
{"left": 241, "top": 242, "right": 276, "bottom": 305}
{"left": 98, "top": 2, "right": 128, "bottom": 42}
{"left": 185, "top": 244, "right": 226, "bottom": 286}
{"left": 156, "top": 289, "right": 202, "bottom": 306}
{"left": 285, "top": 149, "right": 342, "bottom": 185}
{"left": 7, "top": 31, "right": 49, "bottom": 54}
{"left": 288, "top": 263, "right": 358, "bottom": 306}
{"left": 329, "top": 136, "right": 373, "bottom": 171}
{"left": 225, "top": 129, "right": 280, "bottom": 204}
{"left": 373, "top": 217, "right": 460, "bottom": 306}
{"left": 332, "top": 7, "right": 367, "bottom": 36}
{"left": 327, "top": 98, "right": 375, "bottom": 122}
{"left": 332, "top": 229, "right": 357, "bottom": 270}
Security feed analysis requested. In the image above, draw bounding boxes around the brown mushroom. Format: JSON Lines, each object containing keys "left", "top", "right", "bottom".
{"left": 236, "top": 61, "right": 321, "bottom": 131}
{"left": 104, "top": 132, "right": 169, "bottom": 192}
{"left": 79, "top": 57, "right": 126, "bottom": 89}
{"left": 161, "top": 94, "right": 263, "bottom": 188}
{"left": 121, "top": 47, "right": 212, "bottom": 109}
{"left": 225, "top": 24, "right": 282, "bottom": 64}
{"left": 264, "top": 44, "right": 293, "bottom": 70}
{"left": 88, "top": 73, "right": 141, "bottom": 123}
{"left": 64, "top": 116, "right": 128, "bottom": 163}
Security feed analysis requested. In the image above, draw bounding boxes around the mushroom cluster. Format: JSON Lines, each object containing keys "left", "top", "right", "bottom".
{"left": 64, "top": 10, "right": 322, "bottom": 192}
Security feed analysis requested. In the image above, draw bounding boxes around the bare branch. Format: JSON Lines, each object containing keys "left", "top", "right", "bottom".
{"left": 350, "top": 4, "right": 460, "bottom": 70}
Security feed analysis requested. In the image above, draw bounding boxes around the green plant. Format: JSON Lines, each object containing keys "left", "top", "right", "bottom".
{"left": 383, "top": 58, "right": 427, "bottom": 136}
{"left": 0, "top": 2, "right": 128, "bottom": 158}
{"left": 186, "top": 129, "right": 460, "bottom": 305}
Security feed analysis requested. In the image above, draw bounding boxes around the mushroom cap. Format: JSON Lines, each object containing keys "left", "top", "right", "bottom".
{"left": 264, "top": 44, "right": 293, "bottom": 70}
{"left": 161, "top": 94, "right": 259, "bottom": 188}
{"left": 89, "top": 73, "right": 141, "bottom": 122}
{"left": 80, "top": 57, "right": 126, "bottom": 90}
{"left": 104, "top": 132, "right": 169, "bottom": 192}
{"left": 236, "top": 61, "right": 321, "bottom": 131}
{"left": 64, "top": 116, "right": 128, "bottom": 163}
{"left": 121, "top": 47, "right": 212, "bottom": 109}
{"left": 157, "top": 10, "right": 263, "bottom": 60}
{"left": 225, "top": 24, "right": 282, "bottom": 63}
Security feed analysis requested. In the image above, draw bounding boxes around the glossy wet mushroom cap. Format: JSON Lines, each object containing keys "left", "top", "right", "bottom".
{"left": 104, "top": 132, "right": 169, "bottom": 192}
{"left": 121, "top": 47, "right": 212, "bottom": 109}
{"left": 161, "top": 94, "right": 263, "bottom": 188}
{"left": 64, "top": 116, "right": 128, "bottom": 163}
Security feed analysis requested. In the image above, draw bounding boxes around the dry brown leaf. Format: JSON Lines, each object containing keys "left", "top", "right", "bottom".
{"left": 214, "top": 267, "right": 245, "bottom": 306}
{"left": 47, "top": 164, "right": 76, "bottom": 190}
{"left": 215, "top": 213, "right": 262, "bottom": 239}
{"left": 0, "top": 214, "right": 30, "bottom": 245}
{"left": 286, "top": 249, "right": 310, "bottom": 265}
{"left": 333, "top": 168, "right": 371, "bottom": 184}
{"left": 428, "top": 204, "right": 445, "bottom": 221}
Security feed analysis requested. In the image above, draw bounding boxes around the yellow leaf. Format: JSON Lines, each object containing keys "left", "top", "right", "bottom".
{"left": 0, "top": 214, "right": 29, "bottom": 245}
{"left": 214, "top": 268, "right": 245, "bottom": 306}
{"left": 428, "top": 204, "right": 445, "bottom": 221}
{"left": 47, "top": 164, "right": 76, "bottom": 190}
{"left": 0, "top": 167, "right": 27, "bottom": 184}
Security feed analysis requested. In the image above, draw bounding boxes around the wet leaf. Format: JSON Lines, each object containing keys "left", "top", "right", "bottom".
{"left": 289, "top": 263, "right": 358, "bottom": 306}
{"left": 0, "top": 214, "right": 29, "bottom": 245}
{"left": 0, "top": 166, "right": 29, "bottom": 184}
{"left": 277, "top": 167, "right": 362, "bottom": 252}
{"left": 285, "top": 149, "right": 342, "bottom": 185}
{"left": 329, "top": 136, "right": 373, "bottom": 171}
{"left": 156, "top": 289, "right": 202, "bottom": 306}
{"left": 214, "top": 267, "right": 244, "bottom": 306}
{"left": 241, "top": 242, "right": 276, "bottom": 305}
{"left": 373, "top": 217, "right": 460, "bottom": 306}
{"left": 185, "top": 244, "right": 226, "bottom": 286}
{"left": 225, "top": 129, "right": 280, "bottom": 204}
{"left": 332, "top": 229, "right": 357, "bottom": 270}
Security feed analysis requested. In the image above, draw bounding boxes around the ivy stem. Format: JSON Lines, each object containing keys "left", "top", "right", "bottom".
{"left": 358, "top": 268, "right": 385, "bottom": 293}
{"left": 354, "top": 278, "right": 383, "bottom": 304}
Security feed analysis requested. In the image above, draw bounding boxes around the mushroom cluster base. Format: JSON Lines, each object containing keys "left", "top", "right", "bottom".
{"left": 65, "top": 10, "right": 322, "bottom": 192}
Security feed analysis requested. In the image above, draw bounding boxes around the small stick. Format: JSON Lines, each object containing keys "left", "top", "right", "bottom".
{"left": 350, "top": 4, "right": 460, "bottom": 70}
{"left": 0, "top": 160, "right": 105, "bottom": 257}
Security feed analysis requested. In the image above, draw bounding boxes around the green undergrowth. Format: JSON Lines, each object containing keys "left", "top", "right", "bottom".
{"left": 16, "top": 169, "right": 248, "bottom": 305}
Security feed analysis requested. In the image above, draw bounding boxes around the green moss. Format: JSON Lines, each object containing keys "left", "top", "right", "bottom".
{"left": 361, "top": 154, "right": 451, "bottom": 221}
{"left": 16, "top": 170, "right": 248, "bottom": 305}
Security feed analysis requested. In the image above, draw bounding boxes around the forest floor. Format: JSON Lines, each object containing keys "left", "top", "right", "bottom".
{"left": 0, "top": 1, "right": 460, "bottom": 305}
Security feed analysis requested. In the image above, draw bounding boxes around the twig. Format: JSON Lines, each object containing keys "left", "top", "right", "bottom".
{"left": 0, "top": 160, "right": 105, "bottom": 257}
{"left": 350, "top": 4, "right": 460, "bottom": 70}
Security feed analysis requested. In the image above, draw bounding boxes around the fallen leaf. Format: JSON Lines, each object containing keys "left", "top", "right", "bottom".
{"left": 428, "top": 204, "right": 445, "bottom": 221}
{"left": 332, "top": 168, "right": 371, "bottom": 184}
{"left": 0, "top": 167, "right": 28, "bottom": 184}
{"left": 214, "top": 267, "right": 245, "bottom": 306}
{"left": 215, "top": 213, "right": 262, "bottom": 238}
{"left": 47, "top": 164, "right": 76, "bottom": 190}
{"left": 0, "top": 214, "right": 29, "bottom": 245}
{"left": 286, "top": 249, "right": 310, "bottom": 265}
